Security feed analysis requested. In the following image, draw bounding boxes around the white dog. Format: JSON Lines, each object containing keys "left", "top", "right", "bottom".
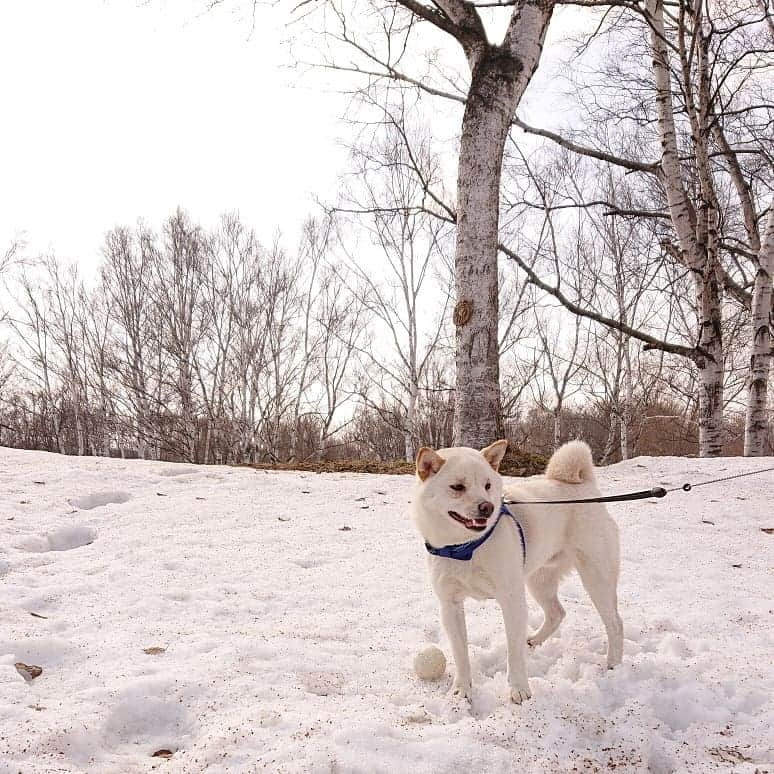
{"left": 411, "top": 439, "right": 623, "bottom": 704}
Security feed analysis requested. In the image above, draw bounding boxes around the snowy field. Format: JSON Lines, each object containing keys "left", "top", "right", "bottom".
{"left": 1, "top": 447, "right": 772, "bottom": 774}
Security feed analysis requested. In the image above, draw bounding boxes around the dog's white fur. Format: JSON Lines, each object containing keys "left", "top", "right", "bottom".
{"left": 411, "top": 439, "right": 623, "bottom": 704}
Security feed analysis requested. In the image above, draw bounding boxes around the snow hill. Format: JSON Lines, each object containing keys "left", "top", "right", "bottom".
{"left": 1, "top": 447, "right": 772, "bottom": 773}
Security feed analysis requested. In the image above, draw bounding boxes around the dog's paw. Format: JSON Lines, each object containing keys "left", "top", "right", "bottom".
{"left": 509, "top": 683, "right": 531, "bottom": 704}
{"left": 452, "top": 681, "right": 471, "bottom": 701}
{"left": 606, "top": 646, "right": 623, "bottom": 670}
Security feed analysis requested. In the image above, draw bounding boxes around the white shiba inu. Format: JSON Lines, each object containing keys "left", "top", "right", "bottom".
{"left": 411, "top": 439, "right": 623, "bottom": 704}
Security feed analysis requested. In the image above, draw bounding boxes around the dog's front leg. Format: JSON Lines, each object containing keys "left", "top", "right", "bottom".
{"left": 440, "top": 599, "right": 471, "bottom": 700}
{"left": 498, "top": 590, "right": 531, "bottom": 704}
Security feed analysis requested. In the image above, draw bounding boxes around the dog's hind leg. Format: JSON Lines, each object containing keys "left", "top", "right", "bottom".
{"left": 440, "top": 599, "right": 472, "bottom": 699}
{"left": 574, "top": 548, "right": 623, "bottom": 668}
{"left": 526, "top": 565, "right": 566, "bottom": 647}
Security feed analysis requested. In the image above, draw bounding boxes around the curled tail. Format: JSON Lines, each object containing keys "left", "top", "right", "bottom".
{"left": 545, "top": 440, "right": 595, "bottom": 484}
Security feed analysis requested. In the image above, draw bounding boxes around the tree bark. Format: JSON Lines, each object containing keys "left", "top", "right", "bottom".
{"left": 553, "top": 405, "right": 562, "bottom": 450}
{"left": 453, "top": 66, "right": 507, "bottom": 446}
{"left": 744, "top": 206, "right": 774, "bottom": 456}
{"left": 621, "top": 339, "right": 632, "bottom": 461}
{"left": 453, "top": 8, "right": 553, "bottom": 447}
{"left": 404, "top": 381, "right": 418, "bottom": 461}
{"left": 647, "top": 0, "right": 724, "bottom": 456}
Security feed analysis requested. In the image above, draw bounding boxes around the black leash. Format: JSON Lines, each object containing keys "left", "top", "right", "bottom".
{"left": 665, "top": 465, "right": 774, "bottom": 492}
{"left": 504, "top": 464, "right": 774, "bottom": 506}
{"left": 504, "top": 488, "right": 666, "bottom": 506}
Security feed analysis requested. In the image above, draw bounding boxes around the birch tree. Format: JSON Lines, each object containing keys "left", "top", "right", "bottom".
{"left": 303, "top": 0, "right": 556, "bottom": 446}
{"left": 745, "top": 193, "right": 774, "bottom": 454}
{"left": 500, "top": 0, "right": 772, "bottom": 456}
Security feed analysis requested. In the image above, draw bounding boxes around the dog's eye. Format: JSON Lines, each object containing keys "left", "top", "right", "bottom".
{"left": 450, "top": 484, "right": 465, "bottom": 492}
{"left": 485, "top": 482, "right": 491, "bottom": 491}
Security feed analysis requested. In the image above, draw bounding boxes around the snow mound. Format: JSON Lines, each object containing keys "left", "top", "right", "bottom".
{"left": 68, "top": 491, "right": 132, "bottom": 510}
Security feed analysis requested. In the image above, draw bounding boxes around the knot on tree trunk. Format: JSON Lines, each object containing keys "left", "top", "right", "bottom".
{"left": 453, "top": 300, "right": 473, "bottom": 327}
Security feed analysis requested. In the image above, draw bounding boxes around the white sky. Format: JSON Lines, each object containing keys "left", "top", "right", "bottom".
{"left": 0, "top": 1, "right": 582, "bottom": 277}
{"left": 0, "top": 0, "right": 348, "bottom": 272}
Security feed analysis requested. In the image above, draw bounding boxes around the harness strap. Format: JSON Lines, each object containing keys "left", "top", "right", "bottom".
{"left": 425, "top": 502, "right": 525, "bottom": 563}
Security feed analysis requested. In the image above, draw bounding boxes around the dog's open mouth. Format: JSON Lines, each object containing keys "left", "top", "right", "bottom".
{"left": 448, "top": 510, "right": 489, "bottom": 532}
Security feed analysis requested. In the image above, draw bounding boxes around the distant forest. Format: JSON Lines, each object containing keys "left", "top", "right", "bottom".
{"left": 0, "top": 205, "right": 750, "bottom": 466}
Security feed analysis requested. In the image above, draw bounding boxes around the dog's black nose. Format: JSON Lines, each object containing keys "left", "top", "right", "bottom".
{"left": 478, "top": 501, "right": 494, "bottom": 517}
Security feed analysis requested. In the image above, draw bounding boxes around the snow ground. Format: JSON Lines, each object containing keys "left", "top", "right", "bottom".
{"left": 0, "top": 447, "right": 772, "bottom": 774}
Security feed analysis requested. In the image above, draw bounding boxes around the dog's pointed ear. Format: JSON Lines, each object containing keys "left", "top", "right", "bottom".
{"left": 481, "top": 439, "right": 508, "bottom": 472}
{"left": 416, "top": 447, "right": 445, "bottom": 481}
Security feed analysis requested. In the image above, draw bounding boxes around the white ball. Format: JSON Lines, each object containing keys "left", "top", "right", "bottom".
{"left": 414, "top": 645, "right": 447, "bottom": 681}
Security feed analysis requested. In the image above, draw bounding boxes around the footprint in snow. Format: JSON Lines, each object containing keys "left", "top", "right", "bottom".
{"left": 19, "top": 525, "right": 97, "bottom": 553}
{"left": 157, "top": 466, "right": 200, "bottom": 477}
{"left": 293, "top": 556, "right": 328, "bottom": 569}
{"left": 103, "top": 694, "right": 192, "bottom": 748}
{"left": 299, "top": 670, "right": 345, "bottom": 696}
{"left": 68, "top": 491, "right": 132, "bottom": 510}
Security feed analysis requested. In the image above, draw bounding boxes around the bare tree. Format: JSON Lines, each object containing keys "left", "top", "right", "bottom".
{"left": 150, "top": 209, "right": 207, "bottom": 462}
{"left": 5, "top": 261, "right": 66, "bottom": 454}
{"left": 745, "top": 207, "right": 774, "bottom": 454}
{"left": 44, "top": 256, "right": 90, "bottom": 456}
{"left": 78, "top": 286, "right": 115, "bottom": 457}
{"left": 102, "top": 224, "right": 162, "bottom": 458}
{"left": 338, "top": 121, "right": 452, "bottom": 460}
{"left": 531, "top": 308, "right": 588, "bottom": 450}
{"left": 301, "top": 0, "right": 557, "bottom": 445}
{"left": 497, "top": 0, "right": 772, "bottom": 456}
{"left": 310, "top": 263, "right": 368, "bottom": 458}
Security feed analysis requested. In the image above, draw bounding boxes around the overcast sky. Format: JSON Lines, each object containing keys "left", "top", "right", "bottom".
{"left": 0, "top": 1, "right": 581, "bottom": 278}
{"left": 0, "top": 0, "right": 349, "bottom": 273}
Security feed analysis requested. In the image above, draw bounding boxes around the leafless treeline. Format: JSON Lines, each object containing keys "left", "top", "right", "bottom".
{"left": 2, "top": 213, "right": 367, "bottom": 463}
{"left": 0, "top": 195, "right": 754, "bottom": 464}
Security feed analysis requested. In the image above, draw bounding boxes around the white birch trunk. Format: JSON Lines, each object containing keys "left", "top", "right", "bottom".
{"left": 73, "top": 395, "right": 85, "bottom": 456}
{"left": 453, "top": 8, "right": 553, "bottom": 446}
{"left": 553, "top": 406, "right": 562, "bottom": 450}
{"left": 621, "top": 340, "right": 632, "bottom": 461}
{"left": 694, "top": 268, "right": 725, "bottom": 457}
{"left": 744, "top": 206, "right": 774, "bottom": 455}
{"left": 404, "top": 382, "right": 418, "bottom": 462}
{"left": 647, "top": 0, "right": 724, "bottom": 456}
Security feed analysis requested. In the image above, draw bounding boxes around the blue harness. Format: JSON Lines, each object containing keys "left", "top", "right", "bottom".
{"left": 424, "top": 502, "right": 526, "bottom": 562}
